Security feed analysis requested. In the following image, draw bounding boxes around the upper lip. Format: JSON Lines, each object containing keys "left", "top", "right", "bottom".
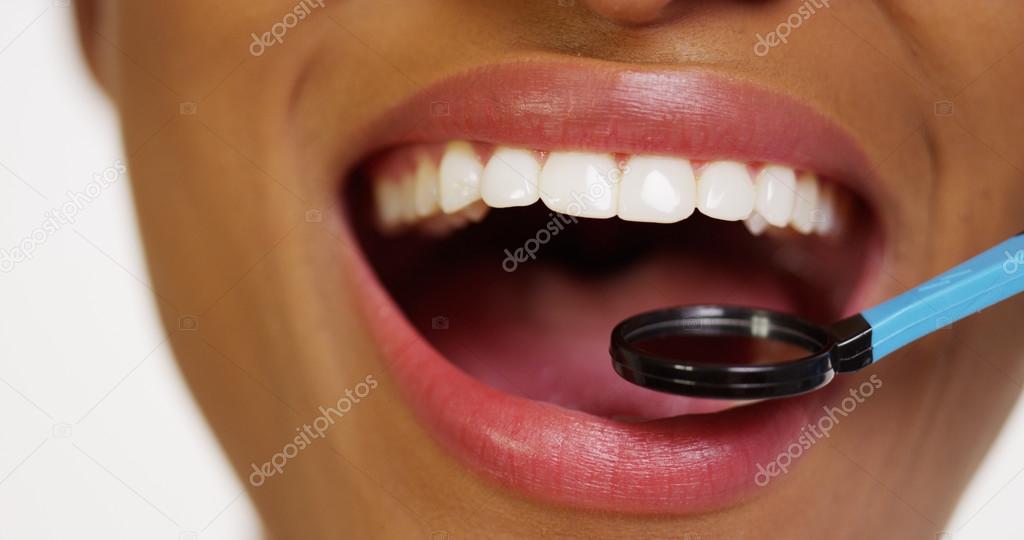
{"left": 347, "top": 59, "right": 883, "bottom": 212}
{"left": 340, "top": 60, "right": 883, "bottom": 514}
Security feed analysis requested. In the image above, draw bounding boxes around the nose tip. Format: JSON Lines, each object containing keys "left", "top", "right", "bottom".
{"left": 582, "top": 0, "right": 674, "bottom": 25}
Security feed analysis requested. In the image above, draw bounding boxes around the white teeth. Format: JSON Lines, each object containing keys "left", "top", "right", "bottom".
{"left": 418, "top": 213, "right": 465, "bottom": 237}
{"left": 413, "top": 155, "right": 440, "bottom": 217}
{"left": 460, "top": 200, "right": 490, "bottom": 223}
{"left": 696, "top": 161, "right": 755, "bottom": 221}
{"left": 617, "top": 156, "right": 696, "bottom": 223}
{"left": 754, "top": 165, "right": 797, "bottom": 228}
{"left": 398, "top": 173, "right": 419, "bottom": 224}
{"left": 744, "top": 212, "right": 769, "bottom": 236}
{"left": 373, "top": 144, "right": 844, "bottom": 237}
{"left": 373, "top": 178, "right": 405, "bottom": 231}
{"left": 414, "top": 200, "right": 490, "bottom": 237}
{"left": 481, "top": 147, "right": 541, "bottom": 208}
{"left": 539, "top": 151, "right": 619, "bottom": 218}
{"left": 814, "top": 183, "right": 836, "bottom": 235}
{"left": 790, "top": 172, "right": 820, "bottom": 234}
{"left": 439, "top": 141, "right": 483, "bottom": 214}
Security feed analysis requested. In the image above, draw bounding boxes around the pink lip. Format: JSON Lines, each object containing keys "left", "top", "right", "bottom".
{"left": 350, "top": 61, "right": 881, "bottom": 207}
{"left": 340, "top": 61, "right": 882, "bottom": 514}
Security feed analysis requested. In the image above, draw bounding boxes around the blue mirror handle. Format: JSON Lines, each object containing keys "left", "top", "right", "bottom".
{"left": 858, "top": 231, "right": 1024, "bottom": 362}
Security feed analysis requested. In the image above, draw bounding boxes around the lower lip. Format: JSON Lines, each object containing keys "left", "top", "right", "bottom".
{"left": 343, "top": 224, "right": 848, "bottom": 514}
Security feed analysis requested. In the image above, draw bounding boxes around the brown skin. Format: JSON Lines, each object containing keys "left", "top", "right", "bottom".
{"left": 75, "top": 1, "right": 1024, "bottom": 538}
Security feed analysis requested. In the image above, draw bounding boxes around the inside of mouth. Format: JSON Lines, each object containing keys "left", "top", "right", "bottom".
{"left": 346, "top": 154, "right": 877, "bottom": 421}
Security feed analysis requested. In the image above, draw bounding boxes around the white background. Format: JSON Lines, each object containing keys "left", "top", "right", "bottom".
{"left": 0, "top": 2, "right": 1022, "bottom": 538}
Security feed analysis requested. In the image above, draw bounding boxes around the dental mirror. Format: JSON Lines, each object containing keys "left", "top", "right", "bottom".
{"left": 611, "top": 231, "right": 1024, "bottom": 400}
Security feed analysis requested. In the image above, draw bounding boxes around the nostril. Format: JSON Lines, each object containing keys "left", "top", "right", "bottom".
{"left": 582, "top": 0, "right": 674, "bottom": 25}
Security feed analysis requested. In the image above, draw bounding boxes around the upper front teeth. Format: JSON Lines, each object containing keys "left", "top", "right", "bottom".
{"left": 754, "top": 165, "right": 797, "bottom": 227}
{"left": 480, "top": 147, "right": 541, "bottom": 208}
{"left": 618, "top": 156, "right": 696, "bottom": 223}
{"left": 696, "top": 161, "right": 756, "bottom": 221}
{"left": 372, "top": 142, "right": 841, "bottom": 237}
{"left": 539, "top": 152, "right": 620, "bottom": 218}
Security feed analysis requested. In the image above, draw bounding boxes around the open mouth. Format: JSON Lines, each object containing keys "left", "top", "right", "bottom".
{"left": 339, "top": 61, "right": 885, "bottom": 513}
{"left": 355, "top": 144, "right": 869, "bottom": 416}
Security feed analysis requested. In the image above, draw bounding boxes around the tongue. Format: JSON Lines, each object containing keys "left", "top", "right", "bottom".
{"left": 405, "top": 252, "right": 801, "bottom": 420}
